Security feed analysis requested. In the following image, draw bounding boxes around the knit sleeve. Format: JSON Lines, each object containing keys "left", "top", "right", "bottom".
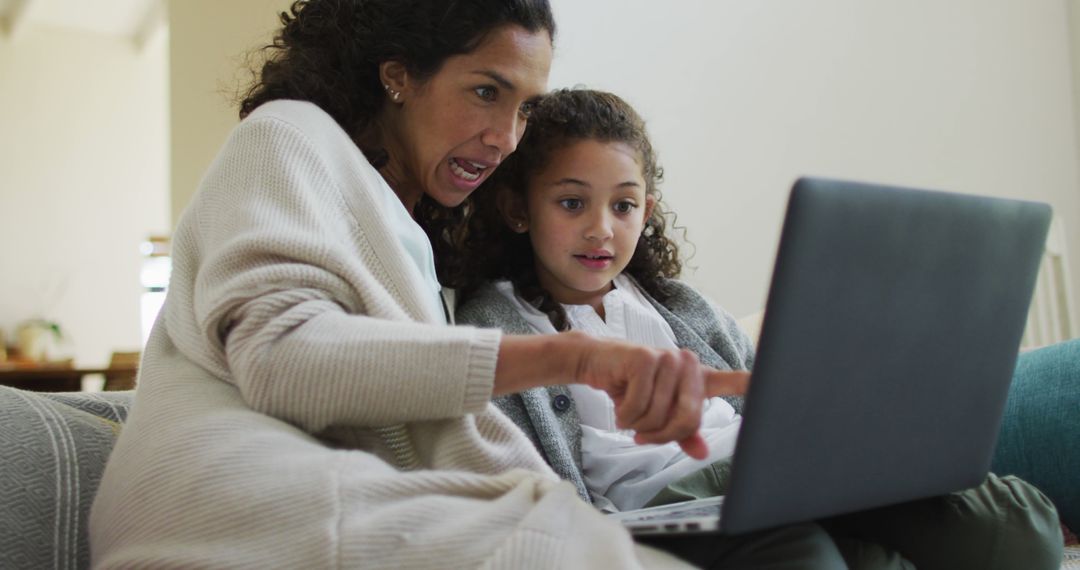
{"left": 704, "top": 297, "right": 757, "bottom": 371}
{"left": 169, "top": 106, "right": 499, "bottom": 433}
{"left": 658, "top": 279, "right": 756, "bottom": 371}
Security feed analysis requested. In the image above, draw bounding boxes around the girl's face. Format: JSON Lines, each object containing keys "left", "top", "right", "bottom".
{"left": 518, "top": 139, "right": 655, "bottom": 312}
{"left": 380, "top": 25, "right": 552, "bottom": 213}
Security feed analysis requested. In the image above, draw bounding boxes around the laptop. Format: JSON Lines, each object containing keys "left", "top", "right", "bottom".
{"left": 611, "top": 176, "right": 1051, "bottom": 536}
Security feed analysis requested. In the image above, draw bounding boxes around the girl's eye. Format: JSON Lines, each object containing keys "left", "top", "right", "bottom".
{"left": 474, "top": 86, "right": 497, "bottom": 102}
{"left": 559, "top": 198, "right": 583, "bottom": 211}
{"left": 614, "top": 201, "right": 637, "bottom": 214}
{"left": 519, "top": 101, "right": 536, "bottom": 119}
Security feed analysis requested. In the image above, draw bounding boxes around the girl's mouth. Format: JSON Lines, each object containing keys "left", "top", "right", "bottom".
{"left": 574, "top": 253, "right": 614, "bottom": 269}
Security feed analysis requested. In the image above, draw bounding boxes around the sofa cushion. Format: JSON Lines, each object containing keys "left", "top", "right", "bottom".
{"left": 993, "top": 339, "right": 1080, "bottom": 532}
{"left": 0, "top": 386, "right": 133, "bottom": 570}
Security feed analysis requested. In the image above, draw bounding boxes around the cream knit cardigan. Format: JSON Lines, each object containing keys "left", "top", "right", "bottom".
{"left": 88, "top": 101, "right": 687, "bottom": 569}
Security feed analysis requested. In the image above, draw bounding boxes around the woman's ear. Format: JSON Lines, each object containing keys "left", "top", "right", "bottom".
{"left": 378, "top": 61, "right": 409, "bottom": 103}
{"left": 497, "top": 187, "right": 529, "bottom": 233}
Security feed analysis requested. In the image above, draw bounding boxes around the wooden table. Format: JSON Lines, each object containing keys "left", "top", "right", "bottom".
{"left": 0, "top": 362, "right": 138, "bottom": 392}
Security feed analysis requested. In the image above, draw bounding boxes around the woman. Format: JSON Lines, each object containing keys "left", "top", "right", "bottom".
{"left": 89, "top": 1, "right": 759, "bottom": 568}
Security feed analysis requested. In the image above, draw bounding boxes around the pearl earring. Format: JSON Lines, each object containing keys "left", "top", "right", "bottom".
{"left": 383, "top": 84, "right": 401, "bottom": 102}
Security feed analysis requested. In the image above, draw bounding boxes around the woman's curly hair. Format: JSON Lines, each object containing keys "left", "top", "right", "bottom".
{"left": 439, "top": 88, "right": 686, "bottom": 330}
{"left": 239, "top": 0, "right": 555, "bottom": 166}
{"left": 238, "top": 0, "right": 554, "bottom": 282}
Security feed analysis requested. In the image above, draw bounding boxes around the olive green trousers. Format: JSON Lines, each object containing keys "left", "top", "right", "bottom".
{"left": 637, "top": 471, "right": 1063, "bottom": 569}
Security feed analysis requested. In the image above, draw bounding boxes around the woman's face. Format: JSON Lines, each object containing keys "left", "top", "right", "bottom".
{"left": 381, "top": 25, "right": 553, "bottom": 212}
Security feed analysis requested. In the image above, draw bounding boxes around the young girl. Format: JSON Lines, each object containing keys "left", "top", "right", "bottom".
{"left": 447, "top": 88, "right": 1063, "bottom": 569}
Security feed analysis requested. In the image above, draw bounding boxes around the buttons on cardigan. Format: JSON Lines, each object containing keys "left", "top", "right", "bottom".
{"left": 552, "top": 394, "right": 572, "bottom": 412}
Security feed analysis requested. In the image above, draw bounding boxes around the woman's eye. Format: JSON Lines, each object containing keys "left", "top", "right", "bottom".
{"left": 474, "top": 86, "right": 497, "bottom": 102}
{"left": 614, "top": 201, "right": 637, "bottom": 213}
{"left": 519, "top": 101, "right": 535, "bottom": 119}
{"left": 559, "top": 198, "right": 583, "bottom": 211}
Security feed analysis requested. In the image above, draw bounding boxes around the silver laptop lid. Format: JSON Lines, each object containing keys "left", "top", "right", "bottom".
{"left": 720, "top": 177, "right": 1051, "bottom": 534}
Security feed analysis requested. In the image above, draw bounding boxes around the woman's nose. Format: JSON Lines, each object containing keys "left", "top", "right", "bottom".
{"left": 480, "top": 110, "right": 524, "bottom": 158}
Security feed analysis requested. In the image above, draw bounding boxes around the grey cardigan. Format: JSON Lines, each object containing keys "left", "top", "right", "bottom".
{"left": 456, "top": 279, "right": 756, "bottom": 509}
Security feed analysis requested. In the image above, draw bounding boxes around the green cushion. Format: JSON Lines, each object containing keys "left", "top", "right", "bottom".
{"left": 993, "top": 339, "right": 1080, "bottom": 530}
{"left": 0, "top": 386, "right": 133, "bottom": 570}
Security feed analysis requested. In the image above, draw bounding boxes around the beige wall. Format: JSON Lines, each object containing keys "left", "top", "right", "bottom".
{"left": 168, "top": 0, "right": 291, "bottom": 227}
{"left": 0, "top": 25, "right": 168, "bottom": 366}
{"left": 550, "top": 0, "right": 1080, "bottom": 326}
{"left": 169, "top": 0, "right": 1080, "bottom": 324}
{"left": 3, "top": 1, "right": 1078, "bottom": 367}
{"left": 1071, "top": 0, "right": 1080, "bottom": 167}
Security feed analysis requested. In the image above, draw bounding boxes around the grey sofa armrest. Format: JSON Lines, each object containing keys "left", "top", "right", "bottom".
{"left": 0, "top": 386, "right": 133, "bottom": 570}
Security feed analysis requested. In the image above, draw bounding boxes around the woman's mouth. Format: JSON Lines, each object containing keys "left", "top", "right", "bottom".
{"left": 448, "top": 158, "right": 488, "bottom": 182}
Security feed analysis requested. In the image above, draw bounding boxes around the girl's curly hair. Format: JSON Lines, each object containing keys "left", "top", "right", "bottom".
{"left": 438, "top": 88, "right": 686, "bottom": 330}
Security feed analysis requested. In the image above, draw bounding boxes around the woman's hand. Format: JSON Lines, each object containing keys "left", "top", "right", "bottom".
{"left": 494, "top": 332, "right": 750, "bottom": 459}
{"left": 573, "top": 335, "right": 748, "bottom": 459}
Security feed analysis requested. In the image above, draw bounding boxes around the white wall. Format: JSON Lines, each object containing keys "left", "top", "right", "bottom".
{"left": 2, "top": 1, "right": 1077, "bottom": 367}
{"left": 0, "top": 26, "right": 169, "bottom": 366}
{"left": 1071, "top": 0, "right": 1080, "bottom": 166}
{"left": 549, "top": 0, "right": 1080, "bottom": 322}
{"left": 168, "top": 0, "right": 291, "bottom": 228}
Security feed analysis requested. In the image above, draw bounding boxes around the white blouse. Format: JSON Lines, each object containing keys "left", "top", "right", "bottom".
{"left": 493, "top": 275, "right": 742, "bottom": 511}
{"left": 374, "top": 173, "right": 445, "bottom": 324}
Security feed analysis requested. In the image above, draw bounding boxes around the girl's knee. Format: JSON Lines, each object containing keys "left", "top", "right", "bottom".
{"left": 955, "top": 474, "right": 1064, "bottom": 570}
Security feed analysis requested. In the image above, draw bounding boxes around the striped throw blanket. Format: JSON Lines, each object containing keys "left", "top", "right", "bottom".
{"left": 0, "top": 386, "right": 132, "bottom": 570}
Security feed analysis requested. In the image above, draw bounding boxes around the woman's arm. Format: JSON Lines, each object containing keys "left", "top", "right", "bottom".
{"left": 495, "top": 331, "right": 749, "bottom": 459}
{"left": 175, "top": 109, "right": 502, "bottom": 432}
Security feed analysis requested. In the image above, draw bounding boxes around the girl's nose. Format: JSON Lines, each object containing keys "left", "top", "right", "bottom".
{"left": 584, "top": 211, "right": 614, "bottom": 241}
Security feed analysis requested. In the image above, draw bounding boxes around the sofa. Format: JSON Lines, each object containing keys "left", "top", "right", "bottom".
{"left": 0, "top": 388, "right": 133, "bottom": 569}
{"left": 1, "top": 340, "right": 1077, "bottom": 569}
